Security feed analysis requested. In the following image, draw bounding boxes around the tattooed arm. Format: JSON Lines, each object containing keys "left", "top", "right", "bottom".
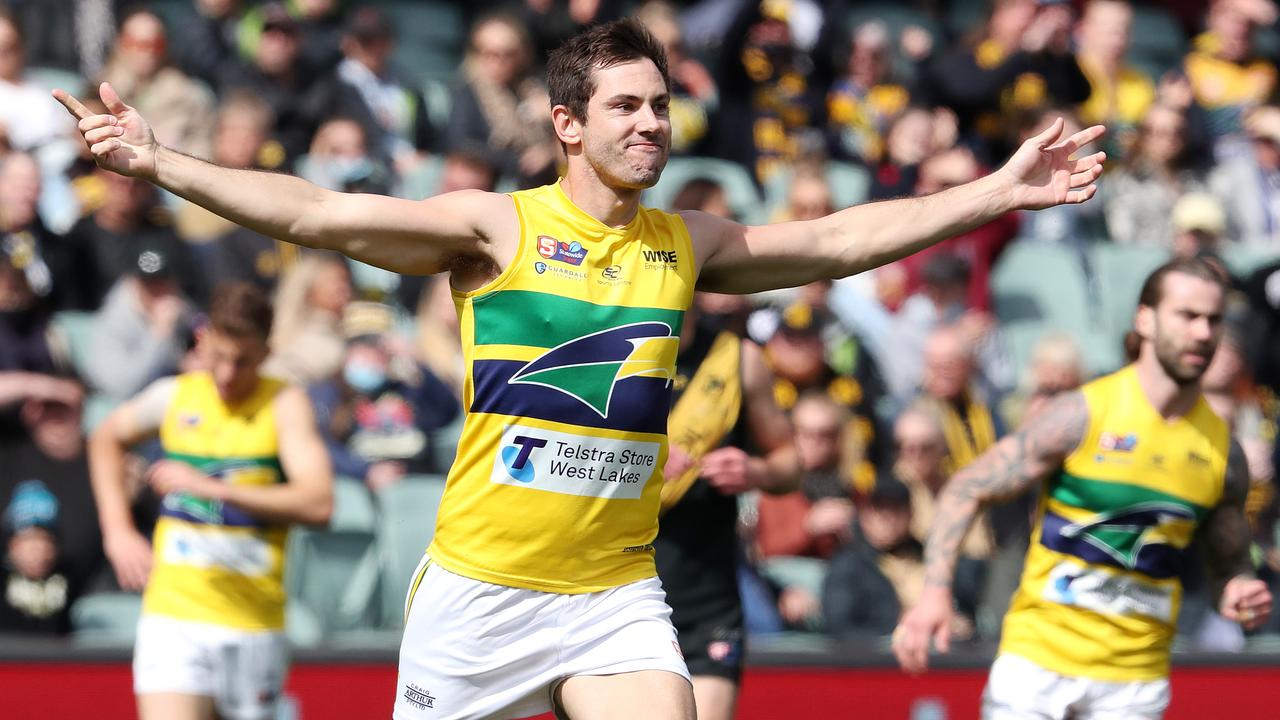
{"left": 1206, "top": 440, "right": 1273, "bottom": 631}
{"left": 892, "top": 391, "right": 1089, "bottom": 674}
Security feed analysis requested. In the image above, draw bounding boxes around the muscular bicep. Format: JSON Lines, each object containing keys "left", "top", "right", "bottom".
{"left": 685, "top": 211, "right": 842, "bottom": 295}
{"left": 313, "top": 189, "right": 517, "bottom": 276}
{"left": 1202, "top": 439, "right": 1254, "bottom": 584}
{"left": 947, "top": 391, "right": 1089, "bottom": 505}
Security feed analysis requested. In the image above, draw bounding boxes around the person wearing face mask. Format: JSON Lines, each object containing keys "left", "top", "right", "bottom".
{"left": 307, "top": 301, "right": 460, "bottom": 491}
{"left": 297, "top": 116, "right": 391, "bottom": 196}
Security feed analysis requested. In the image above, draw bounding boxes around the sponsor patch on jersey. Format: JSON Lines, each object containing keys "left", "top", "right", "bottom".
{"left": 161, "top": 524, "right": 273, "bottom": 575}
{"left": 536, "top": 235, "right": 588, "bottom": 266}
{"left": 1044, "top": 559, "right": 1175, "bottom": 622}
{"left": 490, "top": 423, "right": 658, "bottom": 499}
{"left": 1098, "top": 432, "right": 1138, "bottom": 453}
{"left": 507, "top": 321, "right": 678, "bottom": 417}
{"left": 642, "top": 249, "right": 679, "bottom": 270}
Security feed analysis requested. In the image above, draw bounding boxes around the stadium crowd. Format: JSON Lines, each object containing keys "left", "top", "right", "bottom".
{"left": 3, "top": 0, "right": 1280, "bottom": 659}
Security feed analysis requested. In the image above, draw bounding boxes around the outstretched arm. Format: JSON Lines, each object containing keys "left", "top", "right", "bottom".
{"left": 1205, "top": 440, "right": 1273, "bottom": 631}
{"left": 892, "top": 390, "right": 1089, "bottom": 674}
{"left": 54, "top": 83, "right": 514, "bottom": 275}
{"left": 689, "top": 119, "right": 1105, "bottom": 294}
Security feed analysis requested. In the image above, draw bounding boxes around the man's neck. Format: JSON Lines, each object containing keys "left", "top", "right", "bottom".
{"left": 559, "top": 166, "right": 643, "bottom": 229}
{"left": 1134, "top": 355, "right": 1201, "bottom": 420}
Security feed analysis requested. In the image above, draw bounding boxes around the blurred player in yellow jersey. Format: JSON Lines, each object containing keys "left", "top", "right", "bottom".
{"left": 893, "top": 257, "right": 1273, "bottom": 719}
{"left": 88, "top": 283, "right": 333, "bottom": 720}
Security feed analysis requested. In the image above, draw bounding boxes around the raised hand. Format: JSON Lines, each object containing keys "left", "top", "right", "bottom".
{"left": 52, "top": 82, "right": 158, "bottom": 179}
{"left": 999, "top": 118, "right": 1107, "bottom": 211}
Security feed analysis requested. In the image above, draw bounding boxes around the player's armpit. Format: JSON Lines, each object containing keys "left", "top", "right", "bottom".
{"left": 1203, "top": 440, "right": 1257, "bottom": 607}
{"left": 922, "top": 391, "right": 1088, "bottom": 589}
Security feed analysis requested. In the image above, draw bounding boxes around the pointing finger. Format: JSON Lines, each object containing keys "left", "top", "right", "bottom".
{"left": 51, "top": 88, "right": 93, "bottom": 120}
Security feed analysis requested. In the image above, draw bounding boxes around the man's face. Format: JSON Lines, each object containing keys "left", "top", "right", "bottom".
{"left": 922, "top": 332, "right": 972, "bottom": 401}
{"left": 1079, "top": 0, "right": 1132, "bottom": 63}
{"left": 576, "top": 59, "right": 671, "bottom": 191}
{"left": 256, "top": 24, "right": 300, "bottom": 76}
{"left": 793, "top": 401, "right": 841, "bottom": 472}
{"left": 119, "top": 14, "right": 167, "bottom": 79}
{"left": 199, "top": 328, "right": 268, "bottom": 403}
{"left": 1140, "top": 272, "right": 1225, "bottom": 386}
{"left": 859, "top": 502, "right": 911, "bottom": 551}
{"left": 472, "top": 21, "right": 525, "bottom": 88}
{"left": 893, "top": 414, "right": 946, "bottom": 483}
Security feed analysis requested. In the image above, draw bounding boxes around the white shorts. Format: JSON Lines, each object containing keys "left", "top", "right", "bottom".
{"left": 133, "top": 614, "right": 289, "bottom": 720}
{"left": 395, "top": 556, "right": 691, "bottom": 720}
{"left": 983, "top": 654, "right": 1170, "bottom": 720}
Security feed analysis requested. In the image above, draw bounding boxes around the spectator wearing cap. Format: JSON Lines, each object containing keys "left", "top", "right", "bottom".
{"left": 308, "top": 301, "right": 460, "bottom": 490}
{"left": 0, "top": 481, "right": 78, "bottom": 633}
{"left": 98, "top": 9, "right": 216, "bottom": 161}
{"left": 1172, "top": 192, "right": 1230, "bottom": 261}
{"left": 216, "top": 1, "right": 327, "bottom": 167}
{"left": 83, "top": 242, "right": 193, "bottom": 404}
{"left": 314, "top": 6, "right": 434, "bottom": 174}
{"left": 1208, "top": 103, "right": 1280, "bottom": 247}
{"left": 0, "top": 379, "right": 103, "bottom": 629}
{"left": 822, "top": 476, "right": 985, "bottom": 640}
{"left": 261, "top": 253, "right": 352, "bottom": 387}
{"left": 1184, "top": 0, "right": 1278, "bottom": 145}
{"left": 1103, "top": 102, "right": 1211, "bottom": 248}
{"left": 448, "top": 13, "right": 559, "bottom": 188}
{"left": 62, "top": 167, "right": 204, "bottom": 309}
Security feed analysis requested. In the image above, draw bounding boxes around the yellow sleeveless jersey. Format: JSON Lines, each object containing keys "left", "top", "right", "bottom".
{"left": 427, "top": 181, "right": 695, "bottom": 593}
{"left": 1000, "top": 366, "right": 1229, "bottom": 681}
{"left": 143, "top": 372, "right": 290, "bottom": 630}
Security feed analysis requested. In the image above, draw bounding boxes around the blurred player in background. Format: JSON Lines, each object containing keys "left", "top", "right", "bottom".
{"left": 58, "top": 16, "right": 1103, "bottom": 720}
{"left": 88, "top": 282, "right": 333, "bottom": 720}
{"left": 893, "top": 258, "right": 1273, "bottom": 719}
{"left": 657, "top": 295, "right": 798, "bottom": 720}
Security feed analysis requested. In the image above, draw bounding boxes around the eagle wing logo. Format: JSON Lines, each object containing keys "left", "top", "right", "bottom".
{"left": 508, "top": 321, "right": 679, "bottom": 418}
{"left": 1060, "top": 501, "right": 1197, "bottom": 570}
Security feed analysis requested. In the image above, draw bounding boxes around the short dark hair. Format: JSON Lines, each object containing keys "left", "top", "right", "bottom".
{"left": 1137, "top": 257, "right": 1229, "bottom": 310}
{"left": 546, "top": 18, "right": 670, "bottom": 123}
{"left": 208, "top": 282, "right": 273, "bottom": 342}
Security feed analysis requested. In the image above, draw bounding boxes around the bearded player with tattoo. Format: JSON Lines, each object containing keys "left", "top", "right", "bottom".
{"left": 893, "top": 257, "right": 1273, "bottom": 719}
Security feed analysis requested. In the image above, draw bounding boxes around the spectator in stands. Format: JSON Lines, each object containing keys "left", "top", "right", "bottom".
{"left": 1000, "top": 331, "right": 1086, "bottom": 430}
{"left": 0, "top": 380, "right": 102, "bottom": 632}
{"left": 184, "top": 91, "right": 295, "bottom": 291}
{"left": 1171, "top": 192, "right": 1230, "bottom": 260}
{"left": 173, "top": 0, "right": 247, "bottom": 89}
{"left": 926, "top": 0, "right": 1090, "bottom": 162}
{"left": 0, "top": 10, "right": 77, "bottom": 169}
{"left": 771, "top": 164, "right": 834, "bottom": 222}
{"left": 323, "top": 6, "right": 434, "bottom": 173}
{"left": 899, "top": 147, "right": 1019, "bottom": 312}
{"left": 1209, "top": 103, "right": 1280, "bottom": 247}
{"left": 1103, "top": 101, "right": 1209, "bottom": 247}
{"left": 826, "top": 20, "right": 920, "bottom": 165}
{"left": 0, "top": 481, "right": 76, "bottom": 633}
{"left": 298, "top": 117, "right": 391, "bottom": 196}
{"left": 262, "top": 253, "right": 352, "bottom": 387}
{"left": 63, "top": 169, "right": 203, "bottom": 308}
{"left": 867, "top": 106, "right": 945, "bottom": 201}
{"left": 84, "top": 243, "right": 194, "bottom": 404}
{"left": 822, "top": 476, "right": 983, "bottom": 640}
{"left": 709, "top": 0, "right": 828, "bottom": 183}
{"left": 217, "top": 2, "right": 325, "bottom": 166}
{"left": 1073, "top": 0, "right": 1156, "bottom": 153}
{"left": 634, "top": 0, "right": 717, "bottom": 155}
{"left": 290, "top": 0, "right": 346, "bottom": 74}
{"left": 0, "top": 239, "right": 73, "bottom": 437}
{"left": 98, "top": 9, "right": 216, "bottom": 161}
{"left": 519, "top": 0, "right": 618, "bottom": 67}
{"left": 913, "top": 324, "right": 1004, "bottom": 476}
{"left": 448, "top": 13, "right": 559, "bottom": 188}
{"left": 309, "top": 301, "right": 461, "bottom": 488}
{"left": 0, "top": 153, "right": 71, "bottom": 310}
{"left": 756, "top": 392, "right": 857, "bottom": 562}
{"left": 1184, "top": 0, "right": 1278, "bottom": 146}
{"left": 891, "top": 404, "right": 992, "bottom": 560}
{"left": 670, "top": 177, "right": 734, "bottom": 219}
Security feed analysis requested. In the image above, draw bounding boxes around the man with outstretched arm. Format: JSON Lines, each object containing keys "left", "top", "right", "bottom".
{"left": 892, "top": 257, "right": 1273, "bottom": 719}
{"left": 58, "top": 18, "right": 1104, "bottom": 720}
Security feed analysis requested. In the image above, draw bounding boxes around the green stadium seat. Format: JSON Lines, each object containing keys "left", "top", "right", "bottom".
{"left": 378, "top": 1, "right": 465, "bottom": 85}
{"left": 375, "top": 475, "right": 446, "bottom": 627}
{"left": 643, "top": 156, "right": 763, "bottom": 224}
{"left": 397, "top": 155, "right": 445, "bottom": 201}
{"left": 70, "top": 592, "right": 142, "bottom": 645}
{"left": 1088, "top": 243, "right": 1170, "bottom": 353}
{"left": 1127, "top": 5, "right": 1188, "bottom": 80}
{"left": 285, "top": 528, "right": 382, "bottom": 634}
{"left": 49, "top": 310, "right": 95, "bottom": 378}
{"left": 82, "top": 393, "right": 118, "bottom": 434}
{"left": 330, "top": 477, "right": 378, "bottom": 533}
{"left": 25, "top": 66, "right": 86, "bottom": 98}
{"left": 991, "top": 243, "right": 1116, "bottom": 379}
{"left": 286, "top": 600, "right": 325, "bottom": 649}
{"left": 1222, "top": 247, "right": 1280, "bottom": 279}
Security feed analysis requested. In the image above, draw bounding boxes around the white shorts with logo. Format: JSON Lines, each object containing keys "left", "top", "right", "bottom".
{"left": 983, "top": 654, "right": 1170, "bottom": 720}
{"left": 395, "top": 556, "right": 691, "bottom": 720}
{"left": 133, "top": 614, "right": 288, "bottom": 720}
